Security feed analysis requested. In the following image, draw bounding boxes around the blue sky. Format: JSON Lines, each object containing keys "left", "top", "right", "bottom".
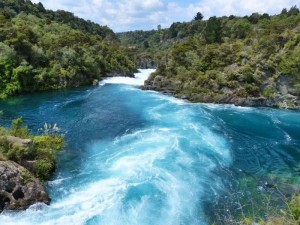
{"left": 31, "top": 0, "right": 300, "bottom": 32}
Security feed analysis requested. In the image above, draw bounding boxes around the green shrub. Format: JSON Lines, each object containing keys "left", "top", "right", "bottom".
{"left": 7, "top": 145, "right": 30, "bottom": 162}
{"left": 226, "top": 80, "right": 240, "bottom": 88}
{"left": 245, "top": 83, "right": 260, "bottom": 96}
{"left": 0, "top": 119, "right": 64, "bottom": 181}
{"left": 263, "top": 86, "right": 276, "bottom": 97}
{"left": 237, "top": 88, "right": 248, "bottom": 97}
{"left": 289, "top": 194, "right": 300, "bottom": 221}
{"left": 0, "top": 127, "right": 8, "bottom": 136}
{"left": 21, "top": 169, "right": 32, "bottom": 185}
{"left": 0, "top": 136, "right": 31, "bottom": 162}
{"left": 33, "top": 134, "right": 64, "bottom": 160}
{"left": 34, "top": 159, "right": 54, "bottom": 181}
{"left": 32, "top": 134, "right": 64, "bottom": 181}
{"left": 10, "top": 117, "right": 29, "bottom": 138}
{"left": 0, "top": 153, "right": 7, "bottom": 161}
{"left": 0, "top": 137, "right": 10, "bottom": 154}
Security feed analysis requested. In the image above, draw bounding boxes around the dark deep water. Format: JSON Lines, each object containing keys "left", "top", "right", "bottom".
{"left": 0, "top": 70, "right": 299, "bottom": 225}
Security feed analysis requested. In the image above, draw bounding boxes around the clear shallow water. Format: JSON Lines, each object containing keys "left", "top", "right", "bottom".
{"left": 0, "top": 69, "right": 299, "bottom": 225}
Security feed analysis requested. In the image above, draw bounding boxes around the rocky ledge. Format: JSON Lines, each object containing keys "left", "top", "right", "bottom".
{"left": 143, "top": 76, "right": 300, "bottom": 109}
{"left": 0, "top": 160, "right": 50, "bottom": 212}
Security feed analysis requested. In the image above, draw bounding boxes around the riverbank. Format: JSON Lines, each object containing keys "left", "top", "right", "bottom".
{"left": 0, "top": 69, "right": 299, "bottom": 224}
{"left": 0, "top": 118, "right": 64, "bottom": 211}
{"left": 143, "top": 75, "right": 300, "bottom": 109}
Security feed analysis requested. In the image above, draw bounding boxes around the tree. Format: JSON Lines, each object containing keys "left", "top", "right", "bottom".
{"left": 194, "top": 12, "right": 203, "bottom": 21}
{"left": 13, "top": 60, "right": 34, "bottom": 92}
{"left": 248, "top": 13, "right": 260, "bottom": 24}
{"left": 288, "top": 5, "right": 300, "bottom": 15}
{"left": 231, "top": 19, "right": 251, "bottom": 39}
{"left": 261, "top": 13, "right": 270, "bottom": 20}
{"left": 204, "top": 16, "right": 222, "bottom": 43}
{"left": 281, "top": 8, "right": 288, "bottom": 15}
{"left": 169, "top": 22, "right": 181, "bottom": 38}
{"left": 143, "top": 40, "right": 149, "bottom": 49}
{"left": 36, "top": 2, "right": 46, "bottom": 13}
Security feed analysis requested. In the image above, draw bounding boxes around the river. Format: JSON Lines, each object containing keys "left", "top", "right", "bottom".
{"left": 0, "top": 69, "right": 299, "bottom": 224}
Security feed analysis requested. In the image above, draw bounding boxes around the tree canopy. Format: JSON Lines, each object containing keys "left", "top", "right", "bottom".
{"left": 194, "top": 12, "right": 203, "bottom": 21}
{"left": 118, "top": 6, "right": 300, "bottom": 107}
{"left": 0, "top": 0, "right": 136, "bottom": 98}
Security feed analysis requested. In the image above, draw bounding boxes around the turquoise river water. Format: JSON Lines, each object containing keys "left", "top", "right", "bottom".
{"left": 0, "top": 69, "right": 299, "bottom": 225}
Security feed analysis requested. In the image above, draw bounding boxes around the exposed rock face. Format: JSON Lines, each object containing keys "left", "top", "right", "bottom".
{"left": 276, "top": 75, "right": 298, "bottom": 96}
{"left": 0, "top": 136, "right": 37, "bottom": 171}
{"left": 0, "top": 161, "right": 50, "bottom": 212}
{"left": 143, "top": 76, "right": 178, "bottom": 95}
{"left": 137, "top": 55, "right": 155, "bottom": 69}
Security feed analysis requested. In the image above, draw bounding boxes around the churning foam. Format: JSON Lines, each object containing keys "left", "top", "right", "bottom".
{"left": 0, "top": 76, "right": 232, "bottom": 225}
{"left": 100, "top": 69, "right": 155, "bottom": 86}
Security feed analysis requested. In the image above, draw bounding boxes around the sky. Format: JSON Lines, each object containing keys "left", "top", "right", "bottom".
{"left": 31, "top": 0, "right": 300, "bottom": 32}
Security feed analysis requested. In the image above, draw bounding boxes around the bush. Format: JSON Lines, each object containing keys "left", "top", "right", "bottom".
{"left": 7, "top": 145, "right": 30, "bottom": 162}
{"left": 0, "top": 118, "right": 64, "bottom": 181}
{"left": 245, "top": 83, "right": 260, "bottom": 96}
{"left": 34, "top": 159, "right": 54, "bottom": 181}
{"left": 33, "top": 135, "right": 64, "bottom": 160}
{"left": 263, "top": 86, "right": 276, "bottom": 98}
{"left": 10, "top": 117, "right": 29, "bottom": 138}
{"left": 237, "top": 88, "right": 248, "bottom": 97}
{"left": 32, "top": 134, "right": 64, "bottom": 181}
{"left": 289, "top": 194, "right": 300, "bottom": 221}
{"left": 0, "top": 137, "right": 9, "bottom": 150}
{"left": 21, "top": 169, "right": 32, "bottom": 185}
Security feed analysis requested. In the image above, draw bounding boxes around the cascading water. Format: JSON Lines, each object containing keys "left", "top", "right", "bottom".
{"left": 0, "top": 69, "right": 299, "bottom": 225}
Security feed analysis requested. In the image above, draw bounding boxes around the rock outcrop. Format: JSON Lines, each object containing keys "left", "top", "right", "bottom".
{"left": 143, "top": 75, "right": 300, "bottom": 109}
{"left": 137, "top": 55, "right": 156, "bottom": 69}
{"left": 0, "top": 161, "right": 50, "bottom": 211}
{"left": 2, "top": 135, "right": 33, "bottom": 152}
{"left": 92, "top": 79, "right": 99, "bottom": 86}
{"left": 143, "top": 75, "right": 178, "bottom": 95}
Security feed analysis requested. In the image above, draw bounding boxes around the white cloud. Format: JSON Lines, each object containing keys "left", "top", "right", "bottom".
{"left": 189, "top": 0, "right": 300, "bottom": 19}
{"left": 31, "top": 0, "right": 300, "bottom": 32}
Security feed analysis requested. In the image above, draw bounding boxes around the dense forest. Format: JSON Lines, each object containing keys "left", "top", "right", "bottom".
{"left": 0, "top": 0, "right": 299, "bottom": 107}
{"left": 118, "top": 7, "right": 300, "bottom": 108}
{"left": 0, "top": 0, "right": 136, "bottom": 99}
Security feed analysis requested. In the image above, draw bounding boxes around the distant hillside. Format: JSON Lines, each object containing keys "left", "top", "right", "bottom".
{"left": 0, "top": 0, "right": 136, "bottom": 98}
{"left": 118, "top": 7, "right": 300, "bottom": 108}
{"left": 1, "top": 0, "right": 117, "bottom": 40}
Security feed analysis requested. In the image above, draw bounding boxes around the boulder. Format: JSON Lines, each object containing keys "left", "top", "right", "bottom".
{"left": 92, "top": 79, "right": 99, "bottom": 86}
{"left": 0, "top": 161, "right": 50, "bottom": 211}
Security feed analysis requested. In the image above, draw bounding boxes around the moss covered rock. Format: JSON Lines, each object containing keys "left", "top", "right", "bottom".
{"left": 0, "top": 160, "right": 50, "bottom": 212}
